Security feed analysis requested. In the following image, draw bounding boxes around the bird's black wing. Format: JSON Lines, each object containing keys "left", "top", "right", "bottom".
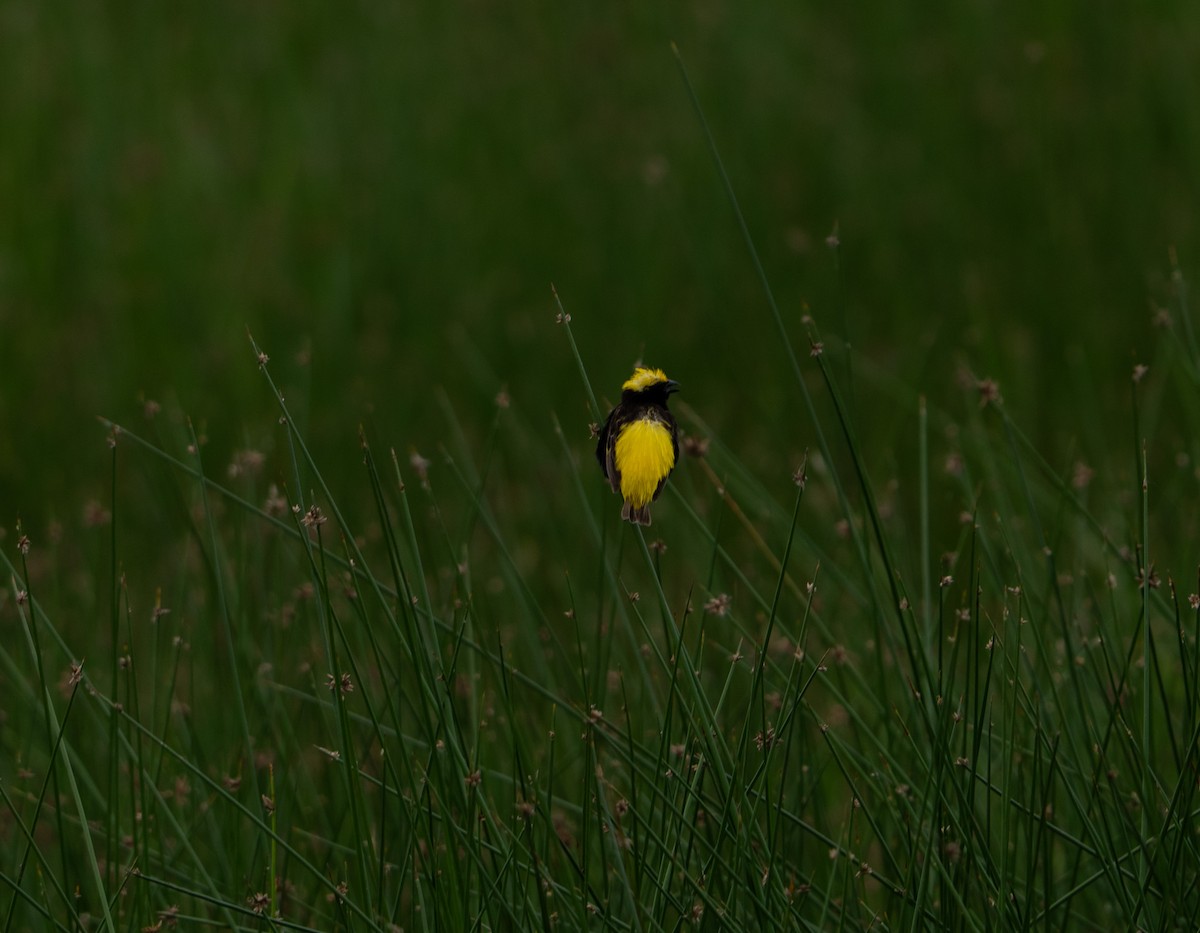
{"left": 596, "top": 408, "right": 622, "bottom": 493}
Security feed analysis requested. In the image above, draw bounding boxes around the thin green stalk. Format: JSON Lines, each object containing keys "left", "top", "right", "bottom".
{"left": 57, "top": 715, "right": 116, "bottom": 931}
{"left": 268, "top": 764, "right": 278, "bottom": 920}
{"left": 1138, "top": 438, "right": 1152, "bottom": 918}
{"left": 671, "top": 43, "right": 879, "bottom": 641}
{"left": 187, "top": 419, "right": 262, "bottom": 806}
{"left": 919, "top": 397, "right": 932, "bottom": 651}
{"left": 0, "top": 679, "right": 84, "bottom": 932}
{"left": 553, "top": 286, "right": 601, "bottom": 421}
{"left": 106, "top": 442, "right": 121, "bottom": 900}
{"left": 6, "top": 547, "right": 57, "bottom": 928}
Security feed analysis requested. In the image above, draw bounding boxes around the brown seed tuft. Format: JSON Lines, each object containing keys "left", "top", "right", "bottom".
{"left": 704, "top": 593, "right": 732, "bottom": 617}
{"left": 977, "top": 378, "right": 1002, "bottom": 408}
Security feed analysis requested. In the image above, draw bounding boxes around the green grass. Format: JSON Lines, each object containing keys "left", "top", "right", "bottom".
{"left": 6, "top": 170, "right": 1200, "bottom": 931}
{"left": 4, "top": 4, "right": 1200, "bottom": 930}
{"left": 5, "top": 273, "right": 1200, "bottom": 929}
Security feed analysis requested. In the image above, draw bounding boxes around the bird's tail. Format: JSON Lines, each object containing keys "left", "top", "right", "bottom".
{"left": 621, "top": 501, "right": 652, "bottom": 526}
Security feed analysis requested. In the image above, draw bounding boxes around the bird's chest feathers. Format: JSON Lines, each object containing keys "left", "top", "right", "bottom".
{"left": 614, "top": 418, "right": 675, "bottom": 506}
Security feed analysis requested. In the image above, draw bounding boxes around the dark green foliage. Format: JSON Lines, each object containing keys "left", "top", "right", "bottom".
{"left": 2, "top": 4, "right": 1200, "bottom": 930}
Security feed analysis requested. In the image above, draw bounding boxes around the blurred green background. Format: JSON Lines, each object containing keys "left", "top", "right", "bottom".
{"left": 2, "top": 2, "right": 1197, "bottom": 529}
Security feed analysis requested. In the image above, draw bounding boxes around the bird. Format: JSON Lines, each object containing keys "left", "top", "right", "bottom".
{"left": 596, "top": 366, "right": 680, "bottom": 525}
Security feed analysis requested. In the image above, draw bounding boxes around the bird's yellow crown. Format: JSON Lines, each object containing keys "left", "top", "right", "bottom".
{"left": 622, "top": 367, "right": 671, "bottom": 392}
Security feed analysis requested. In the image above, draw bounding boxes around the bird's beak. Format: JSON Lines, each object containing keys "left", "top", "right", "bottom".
{"left": 666, "top": 380, "right": 680, "bottom": 394}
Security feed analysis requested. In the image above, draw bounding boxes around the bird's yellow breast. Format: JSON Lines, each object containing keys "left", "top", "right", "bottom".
{"left": 614, "top": 418, "right": 675, "bottom": 508}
